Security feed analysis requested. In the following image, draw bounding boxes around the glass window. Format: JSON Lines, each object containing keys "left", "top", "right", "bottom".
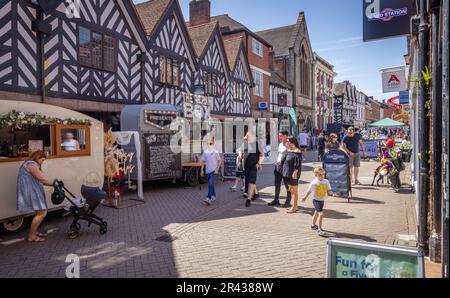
{"left": 252, "top": 38, "right": 263, "bottom": 57}
{"left": 56, "top": 125, "right": 91, "bottom": 157}
{"left": 252, "top": 70, "right": 264, "bottom": 97}
{"left": 79, "top": 27, "right": 91, "bottom": 66}
{"left": 166, "top": 58, "right": 173, "bottom": 85}
{"left": 160, "top": 56, "right": 166, "bottom": 84}
{"left": 173, "top": 61, "right": 179, "bottom": 86}
{"left": 159, "top": 56, "right": 180, "bottom": 87}
{"left": 78, "top": 26, "right": 115, "bottom": 72}
{"left": 92, "top": 32, "right": 103, "bottom": 69}
{"left": 103, "top": 35, "right": 115, "bottom": 72}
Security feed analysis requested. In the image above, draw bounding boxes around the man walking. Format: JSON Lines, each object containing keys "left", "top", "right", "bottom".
{"left": 299, "top": 129, "right": 310, "bottom": 153}
{"left": 268, "top": 130, "right": 291, "bottom": 207}
{"left": 341, "top": 127, "right": 367, "bottom": 185}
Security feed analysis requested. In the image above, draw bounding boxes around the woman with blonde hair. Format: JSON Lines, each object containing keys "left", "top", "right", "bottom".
{"left": 16, "top": 150, "right": 54, "bottom": 242}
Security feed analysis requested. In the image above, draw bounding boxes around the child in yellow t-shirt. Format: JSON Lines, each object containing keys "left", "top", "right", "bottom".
{"left": 302, "top": 167, "right": 335, "bottom": 236}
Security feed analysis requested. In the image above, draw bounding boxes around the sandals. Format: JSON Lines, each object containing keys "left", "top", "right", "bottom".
{"left": 286, "top": 209, "right": 299, "bottom": 214}
{"left": 27, "top": 236, "right": 45, "bottom": 243}
{"left": 36, "top": 232, "right": 47, "bottom": 237}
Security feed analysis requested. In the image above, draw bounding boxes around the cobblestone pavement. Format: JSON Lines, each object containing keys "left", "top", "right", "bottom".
{"left": 0, "top": 152, "right": 417, "bottom": 278}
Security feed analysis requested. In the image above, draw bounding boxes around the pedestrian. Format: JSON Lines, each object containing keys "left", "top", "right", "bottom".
{"left": 385, "top": 135, "right": 395, "bottom": 150}
{"left": 242, "top": 131, "right": 264, "bottom": 207}
{"left": 341, "top": 127, "right": 367, "bottom": 185}
{"left": 325, "top": 133, "right": 340, "bottom": 153}
{"left": 200, "top": 139, "right": 222, "bottom": 206}
{"left": 281, "top": 137, "right": 303, "bottom": 213}
{"left": 16, "top": 150, "right": 54, "bottom": 242}
{"left": 298, "top": 129, "right": 310, "bottom": 153}
{"left": 268, "top": 130, "right": 291, "bottom": 207}
{"left": 239, "top": 134, "right": 260, "bottom": 200}
{"left": 301, "top": 166, "right": 335, "bottom": 236}
{"left": 317, "top": 132, "right": 326, "bottom": 161}
{"left": 230, "top": 150, "right": 245, "bottom": 192}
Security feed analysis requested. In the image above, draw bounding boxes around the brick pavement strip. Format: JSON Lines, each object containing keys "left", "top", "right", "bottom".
{"left": 0, "top": 152, "right": 416, "bottom": 278}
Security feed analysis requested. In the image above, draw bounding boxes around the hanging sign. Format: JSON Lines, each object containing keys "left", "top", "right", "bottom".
{"left": 381, "top": 66, "right": 407, "bottom": 93}
{"left": 363, "top": 0, "right": 417, "bottom": 42}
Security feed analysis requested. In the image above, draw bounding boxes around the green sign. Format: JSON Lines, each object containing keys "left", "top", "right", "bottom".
{"left": 327, "top": 240, "right": 424, "bottom": 278}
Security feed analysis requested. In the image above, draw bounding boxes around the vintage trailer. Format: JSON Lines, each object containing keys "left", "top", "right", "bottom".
{"left": 0, "top": 101, "right": 104, "bottom": 234}
{"left": 121, "top": 103, "right": 206, "bottom": 187}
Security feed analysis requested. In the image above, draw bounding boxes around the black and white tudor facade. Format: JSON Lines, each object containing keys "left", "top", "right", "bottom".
{"left": 0, "top": 0, "right": 252, "bottom": 120}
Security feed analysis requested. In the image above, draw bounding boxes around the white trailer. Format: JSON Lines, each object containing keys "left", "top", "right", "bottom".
{"left": 0, "top": 101, "right": 104, "bottom": 234}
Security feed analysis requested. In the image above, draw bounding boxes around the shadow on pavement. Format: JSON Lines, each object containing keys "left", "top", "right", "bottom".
{"left": 324, "top": 231, "right": 378, "bottom": 242}
{"left": 299, "top": 207, "right": 355, "bottom": 220}
{"left": 345, "top": 197, "right": 385, "bottom": 205}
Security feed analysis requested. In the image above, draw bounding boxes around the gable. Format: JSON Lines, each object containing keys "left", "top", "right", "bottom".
{"left": 200, "top": 32, "right": 230, "bottom": 81}
{"left": 150, "top": 1, "right": 196, "bottom": 67}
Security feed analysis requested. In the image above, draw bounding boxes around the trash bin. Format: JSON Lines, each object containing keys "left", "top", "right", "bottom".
{"left": 401, "top": 149, "right": 412, "bottom": 163}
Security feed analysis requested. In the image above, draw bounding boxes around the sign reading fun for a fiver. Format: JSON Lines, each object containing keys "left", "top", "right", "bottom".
{"left": 327, "top": 240, "right": 424, "bottom": 278}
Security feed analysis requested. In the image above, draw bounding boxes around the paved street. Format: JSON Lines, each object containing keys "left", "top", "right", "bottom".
{"left": 0, "top": 152, "right": 417, "bottom": 278}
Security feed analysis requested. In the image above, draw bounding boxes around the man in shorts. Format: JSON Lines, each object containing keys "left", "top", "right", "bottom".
{"left": 298, "top": 129, "right": 310, "bottom": 153}
{"left": 342, "top": 127, "right": 367, "bottom": 185}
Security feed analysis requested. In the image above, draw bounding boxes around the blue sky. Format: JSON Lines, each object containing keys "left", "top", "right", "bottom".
{"left": 134, "top": 0, "right": 407, "bottom": 101}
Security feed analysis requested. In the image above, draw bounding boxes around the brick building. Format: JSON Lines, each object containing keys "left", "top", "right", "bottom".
{"left": 313, "top": 53, "right": 336, "bottom": 131}
{"left": 256, "top": 12, "right": 315, "bottom": 132}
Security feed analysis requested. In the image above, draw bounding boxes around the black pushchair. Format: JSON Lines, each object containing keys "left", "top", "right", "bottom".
{"left": 52, "top": 180, "right": 108, "bottom": 239}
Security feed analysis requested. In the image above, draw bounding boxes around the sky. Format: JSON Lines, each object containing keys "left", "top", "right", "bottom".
{"left": 134, "top": 0, "right": 408, "bottom": 101}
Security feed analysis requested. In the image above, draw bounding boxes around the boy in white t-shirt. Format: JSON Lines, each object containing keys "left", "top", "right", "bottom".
{"left": 302, "top": 166, "right": 335, "bottom": 236}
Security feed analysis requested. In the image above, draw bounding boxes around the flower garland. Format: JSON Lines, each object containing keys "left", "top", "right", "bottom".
{"left": 0, "top": 110, "right": 91, "bottom": 129}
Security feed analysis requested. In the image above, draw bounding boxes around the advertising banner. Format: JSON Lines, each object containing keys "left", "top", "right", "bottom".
{"left": 327, "top": 239, "right": 424, "bottom": 278}
{"left": 381, "top": 66, "right": 407, "bottom": 93}
{"left": 360, "top": 141, "right": 379, "bottom": 159}
{"left": 363, "top": 0, "right": 417, "bottom": 42}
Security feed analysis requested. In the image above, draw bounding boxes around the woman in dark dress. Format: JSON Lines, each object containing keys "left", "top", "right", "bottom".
{"left": 281, "top": 137, "right": 303, "bottom": 213}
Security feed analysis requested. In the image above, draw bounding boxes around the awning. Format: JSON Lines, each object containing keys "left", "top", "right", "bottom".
{"left": 368, "top": 118, "right": 408, "bottom": 128}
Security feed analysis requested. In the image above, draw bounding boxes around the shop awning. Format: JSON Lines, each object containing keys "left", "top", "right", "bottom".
{"left": 368, "top": 118, "right": 408, "bottom": 128}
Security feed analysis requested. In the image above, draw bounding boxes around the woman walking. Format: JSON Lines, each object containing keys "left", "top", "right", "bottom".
{"left": 17, "top": 150, "right": 54, "bottom": 242}
{"left": 325, "top": 133, "right": 341, "bottom": 153}
{"left": 280, "top": 137, "right": 303, "bottom": 213}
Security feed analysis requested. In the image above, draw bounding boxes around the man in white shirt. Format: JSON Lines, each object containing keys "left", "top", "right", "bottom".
{"left": 299, "top": 129, "right": 310, "bottom": 153}
{"left": 268, "top": 130, "right": 292, "bottom": 207}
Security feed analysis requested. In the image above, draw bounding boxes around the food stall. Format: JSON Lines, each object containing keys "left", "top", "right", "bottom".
{"left": 0, "top": 101, "right": 104, "bottom": 234}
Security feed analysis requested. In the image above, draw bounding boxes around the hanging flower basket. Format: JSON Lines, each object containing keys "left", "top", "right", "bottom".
{"left": 0, "top": 110, "right": 92, "bottom": 130}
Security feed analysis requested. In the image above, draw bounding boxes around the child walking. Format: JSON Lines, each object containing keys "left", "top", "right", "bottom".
{"left": 230, "top": 151, "right": 245, "bottom": 192}
{"left": 301, "top": 167, "right": 334, "bottom": 236}
{"left": 200, "top": 139, "right": 222, "bottom": 206}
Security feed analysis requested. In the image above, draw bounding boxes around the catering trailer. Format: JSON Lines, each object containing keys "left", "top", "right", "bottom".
{"left": 0, "top": 101, "right": 104, "bottom": 234}
{"left": 120, "top": 104, "right": 206, "bottom": 187}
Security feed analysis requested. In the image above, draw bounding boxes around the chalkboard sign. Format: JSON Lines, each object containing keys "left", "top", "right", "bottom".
{"left": 323, "top": 150, "right": 351, "bottom": 199}
{"left": 144, "top": 133, "right": 181, "bottom": 180}
{"left": 223, "top": 153, "right": 238, "bottom": 179}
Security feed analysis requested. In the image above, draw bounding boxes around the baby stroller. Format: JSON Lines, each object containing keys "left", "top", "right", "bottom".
{"left": 51, "top": 180, "right": 108, "bottom": 239}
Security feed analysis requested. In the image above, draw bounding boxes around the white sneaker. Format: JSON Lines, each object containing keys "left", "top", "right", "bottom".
{"left": 317, "top": 229, "right": 326, "bottom": 237}
{"left": 211, "top": 196, "right": 216, "bottom": 202}
{"left": 240, "top": 186, "right": 245, "bottom": 192}
{"left": 230, "top": 186, "right": 237, "bottom": 192}
{"left": 204, "top": 198, "right": 211, "bottom": 206}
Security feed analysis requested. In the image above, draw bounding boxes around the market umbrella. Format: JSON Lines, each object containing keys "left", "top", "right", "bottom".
{"left": 368, "top": 118, "right": 408, "bottom": 129}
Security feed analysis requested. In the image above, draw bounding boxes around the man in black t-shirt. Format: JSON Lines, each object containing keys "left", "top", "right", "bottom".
{"left": 342, "top": 127, "right": 367, "bottom": 185}
{"left": 240, "top": 131, "right": 264, "bottom": 207}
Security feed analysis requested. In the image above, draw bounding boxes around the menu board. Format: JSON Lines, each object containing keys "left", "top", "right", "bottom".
{"left": 323, "top": 151, "right": 350, "bottom": 198}
{"left": 222, "top": 153, "right": 238, "bottom": 179}
{"left": 145, "top": 133, "right": 181, "bottom": 180}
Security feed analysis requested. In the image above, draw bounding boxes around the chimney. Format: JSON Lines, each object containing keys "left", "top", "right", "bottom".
{"left": 189, "top": 0, "right": 211, "bottom": 27}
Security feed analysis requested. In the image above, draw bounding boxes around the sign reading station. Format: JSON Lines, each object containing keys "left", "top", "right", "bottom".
{"left": 327, "top": 239, "right": 424, "bottom": 278}
{"left": 363, "top": 0, "right": 416, "bottom": 42}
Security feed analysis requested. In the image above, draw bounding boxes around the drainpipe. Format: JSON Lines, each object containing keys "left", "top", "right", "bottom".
{"left": 32, "top": 7, "right": 47, "bottom": 103}
{"left": 137, "top": 52, "right": 147, "bottom": 105}
{"left": 417, "top": 0, "right": 430, "bottom": 256}
{"left": 442, "top": 0, "right": 450, "bottom": 279}
{"left": 429, "top": 3, "right": 442, "bottom": 263}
